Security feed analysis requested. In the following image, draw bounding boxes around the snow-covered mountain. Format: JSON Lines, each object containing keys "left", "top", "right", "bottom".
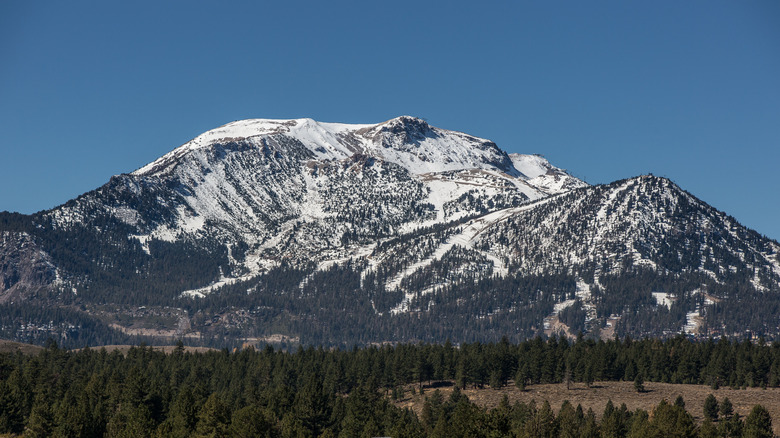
{"left": 43, "top": 117, "right": 584, "bottom": 284}
{"left": 0, "top": 117, "right": 778, "bottom": 346}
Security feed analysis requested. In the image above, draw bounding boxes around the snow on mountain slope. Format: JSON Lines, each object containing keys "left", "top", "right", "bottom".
{"left": 46, "top": 116, "right": 779, "bottom": 310}
{"left": 134, "top": 118, "right": 372, "bottom": 175}
{"left": 91, "top": 116, "right": 574, "bottom": 271}
{"left": 135, "top": 116, "right": 515, "bottom": 177}
{"left": 367, "top": 175, "right": 780, "bottom": 336}
{"left": 41, "top": 116, "right": 587, "bottom": 293}
{"left": 509, "top": 153, "right": 587, "bottom": 195}
{"left": 353, "top": 117, "right": 515, "bottom": 174}
{"left": 386, "top": 205, "right": 532, "bottom": 314}
{"left": 474, "top": 175, "right": 780, "bottom": 287}
{"left": 509, "top": 153, "right": 554, "bottom": 178}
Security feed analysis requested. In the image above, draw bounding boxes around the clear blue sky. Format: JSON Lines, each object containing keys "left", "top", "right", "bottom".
{"left": 2, "top": 1, "right": 779, "bottom": 240}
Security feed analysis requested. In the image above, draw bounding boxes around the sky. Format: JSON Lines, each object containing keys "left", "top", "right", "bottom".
{"left": 1, "top": 1, "right": 779, "bottom": 240}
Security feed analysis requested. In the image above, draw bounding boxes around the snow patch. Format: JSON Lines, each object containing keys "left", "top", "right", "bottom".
{"left": 130, "top": 235, "right": 151, "bottom": 255}
{"left": 684, "top": 310, "right": 702, "bottom": 334}
{"left": 652, "top": 292, "right": 674, "bottom": 309}
{"left": 554, "top": 299, "right": 576, "bottom": 313}
{"left": 180, "top": 272, "right": 255, "bottom": 298}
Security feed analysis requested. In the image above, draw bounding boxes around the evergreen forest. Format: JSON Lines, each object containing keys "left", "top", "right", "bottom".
{"left": 0, "top": 335, "right": 778, "bottom": 437}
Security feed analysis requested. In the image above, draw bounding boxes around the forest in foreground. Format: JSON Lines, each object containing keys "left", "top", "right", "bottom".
{"left": 0, "top": 335, "right": 778, "bottom": 437}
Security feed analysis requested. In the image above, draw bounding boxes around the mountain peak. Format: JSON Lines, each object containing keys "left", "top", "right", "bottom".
{"left": 377, "top": 115, "right": 431, "bottom": 132}
{"left": 134, "top": 116, "right": 524, "bottom": 177}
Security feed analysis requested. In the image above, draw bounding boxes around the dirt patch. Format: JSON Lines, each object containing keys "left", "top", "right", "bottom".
{"left": 397, "top": 380, "right": 780, "bottom": 435}
{"left": 543, "top": 315, "right": 576, "bottom": 340}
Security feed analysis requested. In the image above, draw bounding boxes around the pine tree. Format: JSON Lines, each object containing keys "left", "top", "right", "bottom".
{"left": 489, "top": 369, "right": 502, "bottom": 389}
{"left": 161, "top": 386, "right": 200, "bottom": 437}
{"left": 361, "top": 416, "right": 381, "bottom": 438}
{"left": 711, "top": 377, "right": 720, "bottom": 390}
{"left": 430, "top": 414, "right": 451, "bottom": 438}
{"left": 105, "top": 404, "right": 155, "bottom": 438}
{"left": 448, "top": 386, "right": 464, "bottom": 405}
{"left": 0, "top": 377, "right": 25, "bottom": 434}
{"left": 279, "top": 412, "right": 307, "bottom": 438}
{"left": 703, "top": 394, "right": 719, "bottom": 422}
{"left": 699, "top": 419, "right": 718, "bottom": 438}
{"left": 53, "top": 391, "right": 92, "bottom": 438}
{"left": 720, "top": 397, "right": 734, "bottom": 420}
{"left": 633, "top": 373, "right": 645, "bottom": 393}
{"left": 584, "top": 360, "right": 595, "bottom": 389}
{"left": 515, "top": 364, "right": 528, "bottom": 391}
{"left": 229, "top": 405, "right": 279, "bottom": 438}
{"left": 718, "top": 413, "right": 744, "bottom": 438}
{"left": 581, "top": 408, "right": 599, "bottom": 438}
{"left": 628, "top": 409, "right": 651, "bottom": 437}
{"left": 524, "top": 400, "right": 556, "bottom": 438}
{"left": 486, "top": 395, "right": 512, "bottom": 437}
{"left": 557, "top": 401, "right": 580, "bottom": 438}
{"left": 24, "top": 392, "right": 54, "bottom": 438}
{"left": 387, "top": 408, "right": 425, "bottom": 438}
{"left": 744, "top": 405, "right": 773, "bottom": 438}
{"left": 293, "top": 373, "right": 332, "bottom": 436}
{"left": 455, "top": 355, "right": 468, "bottom": 390}
{"left": 650, "top": 400, "right": 696, "bottom": 438}
{"left": 603, "top": 399, "right": 615, "bottom": 418}
{"left": 194, "top": 393, "right": 230, "bottom": 438}
{"left": 421, "top": 390, "right": 444, "bottom": 430}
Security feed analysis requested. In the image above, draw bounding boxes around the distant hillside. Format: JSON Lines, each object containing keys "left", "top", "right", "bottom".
{"left": 0, "top": 339, "right": 44, "bottom": 355}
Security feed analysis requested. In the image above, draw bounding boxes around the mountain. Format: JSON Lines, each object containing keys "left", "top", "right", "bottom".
{"left": 1, "top": 117, "right": 778, "bottom": 347}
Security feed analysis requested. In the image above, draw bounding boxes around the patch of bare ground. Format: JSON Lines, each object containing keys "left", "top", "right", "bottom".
{"left": 0, "top": 339, "right": 44, "bottom": 355}
{"left": 396, "top": 380, "right": 780, "bottom": 435}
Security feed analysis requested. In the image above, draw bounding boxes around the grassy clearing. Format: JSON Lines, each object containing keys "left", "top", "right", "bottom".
{"left": 0, "top": 339, "right": 44, "bottom": 355}
{"left": 398, "top": 380, "right": 780, "bottom": 435}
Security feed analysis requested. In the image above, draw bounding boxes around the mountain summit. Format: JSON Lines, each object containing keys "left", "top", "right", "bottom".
{"left": 136, "top": 116, "right": 538, "bottom": 177}
{"left": 0, "top": 117, "right": 778, "bottom": 347}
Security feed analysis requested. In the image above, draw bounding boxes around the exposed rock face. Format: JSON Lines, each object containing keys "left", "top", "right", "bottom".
{"left": 0, "top": 231, "right": 56, "bottom": 302}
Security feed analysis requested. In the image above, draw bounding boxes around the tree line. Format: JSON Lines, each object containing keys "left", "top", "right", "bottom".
{"left": 1, "top": 336, "right": 779, "bottom": 436}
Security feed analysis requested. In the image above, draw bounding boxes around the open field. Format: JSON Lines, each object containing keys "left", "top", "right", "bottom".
{"left": 0, "top": 339, "right": 44, "bottom": 355}
{"left": 0, "top": 339, "right": 217, "bottom": 356}
{"left": 398, "top": 380, "right": 780, "bottom": 435}
{"left": 74, "top": 344, "right": 217, "bottom": 355}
